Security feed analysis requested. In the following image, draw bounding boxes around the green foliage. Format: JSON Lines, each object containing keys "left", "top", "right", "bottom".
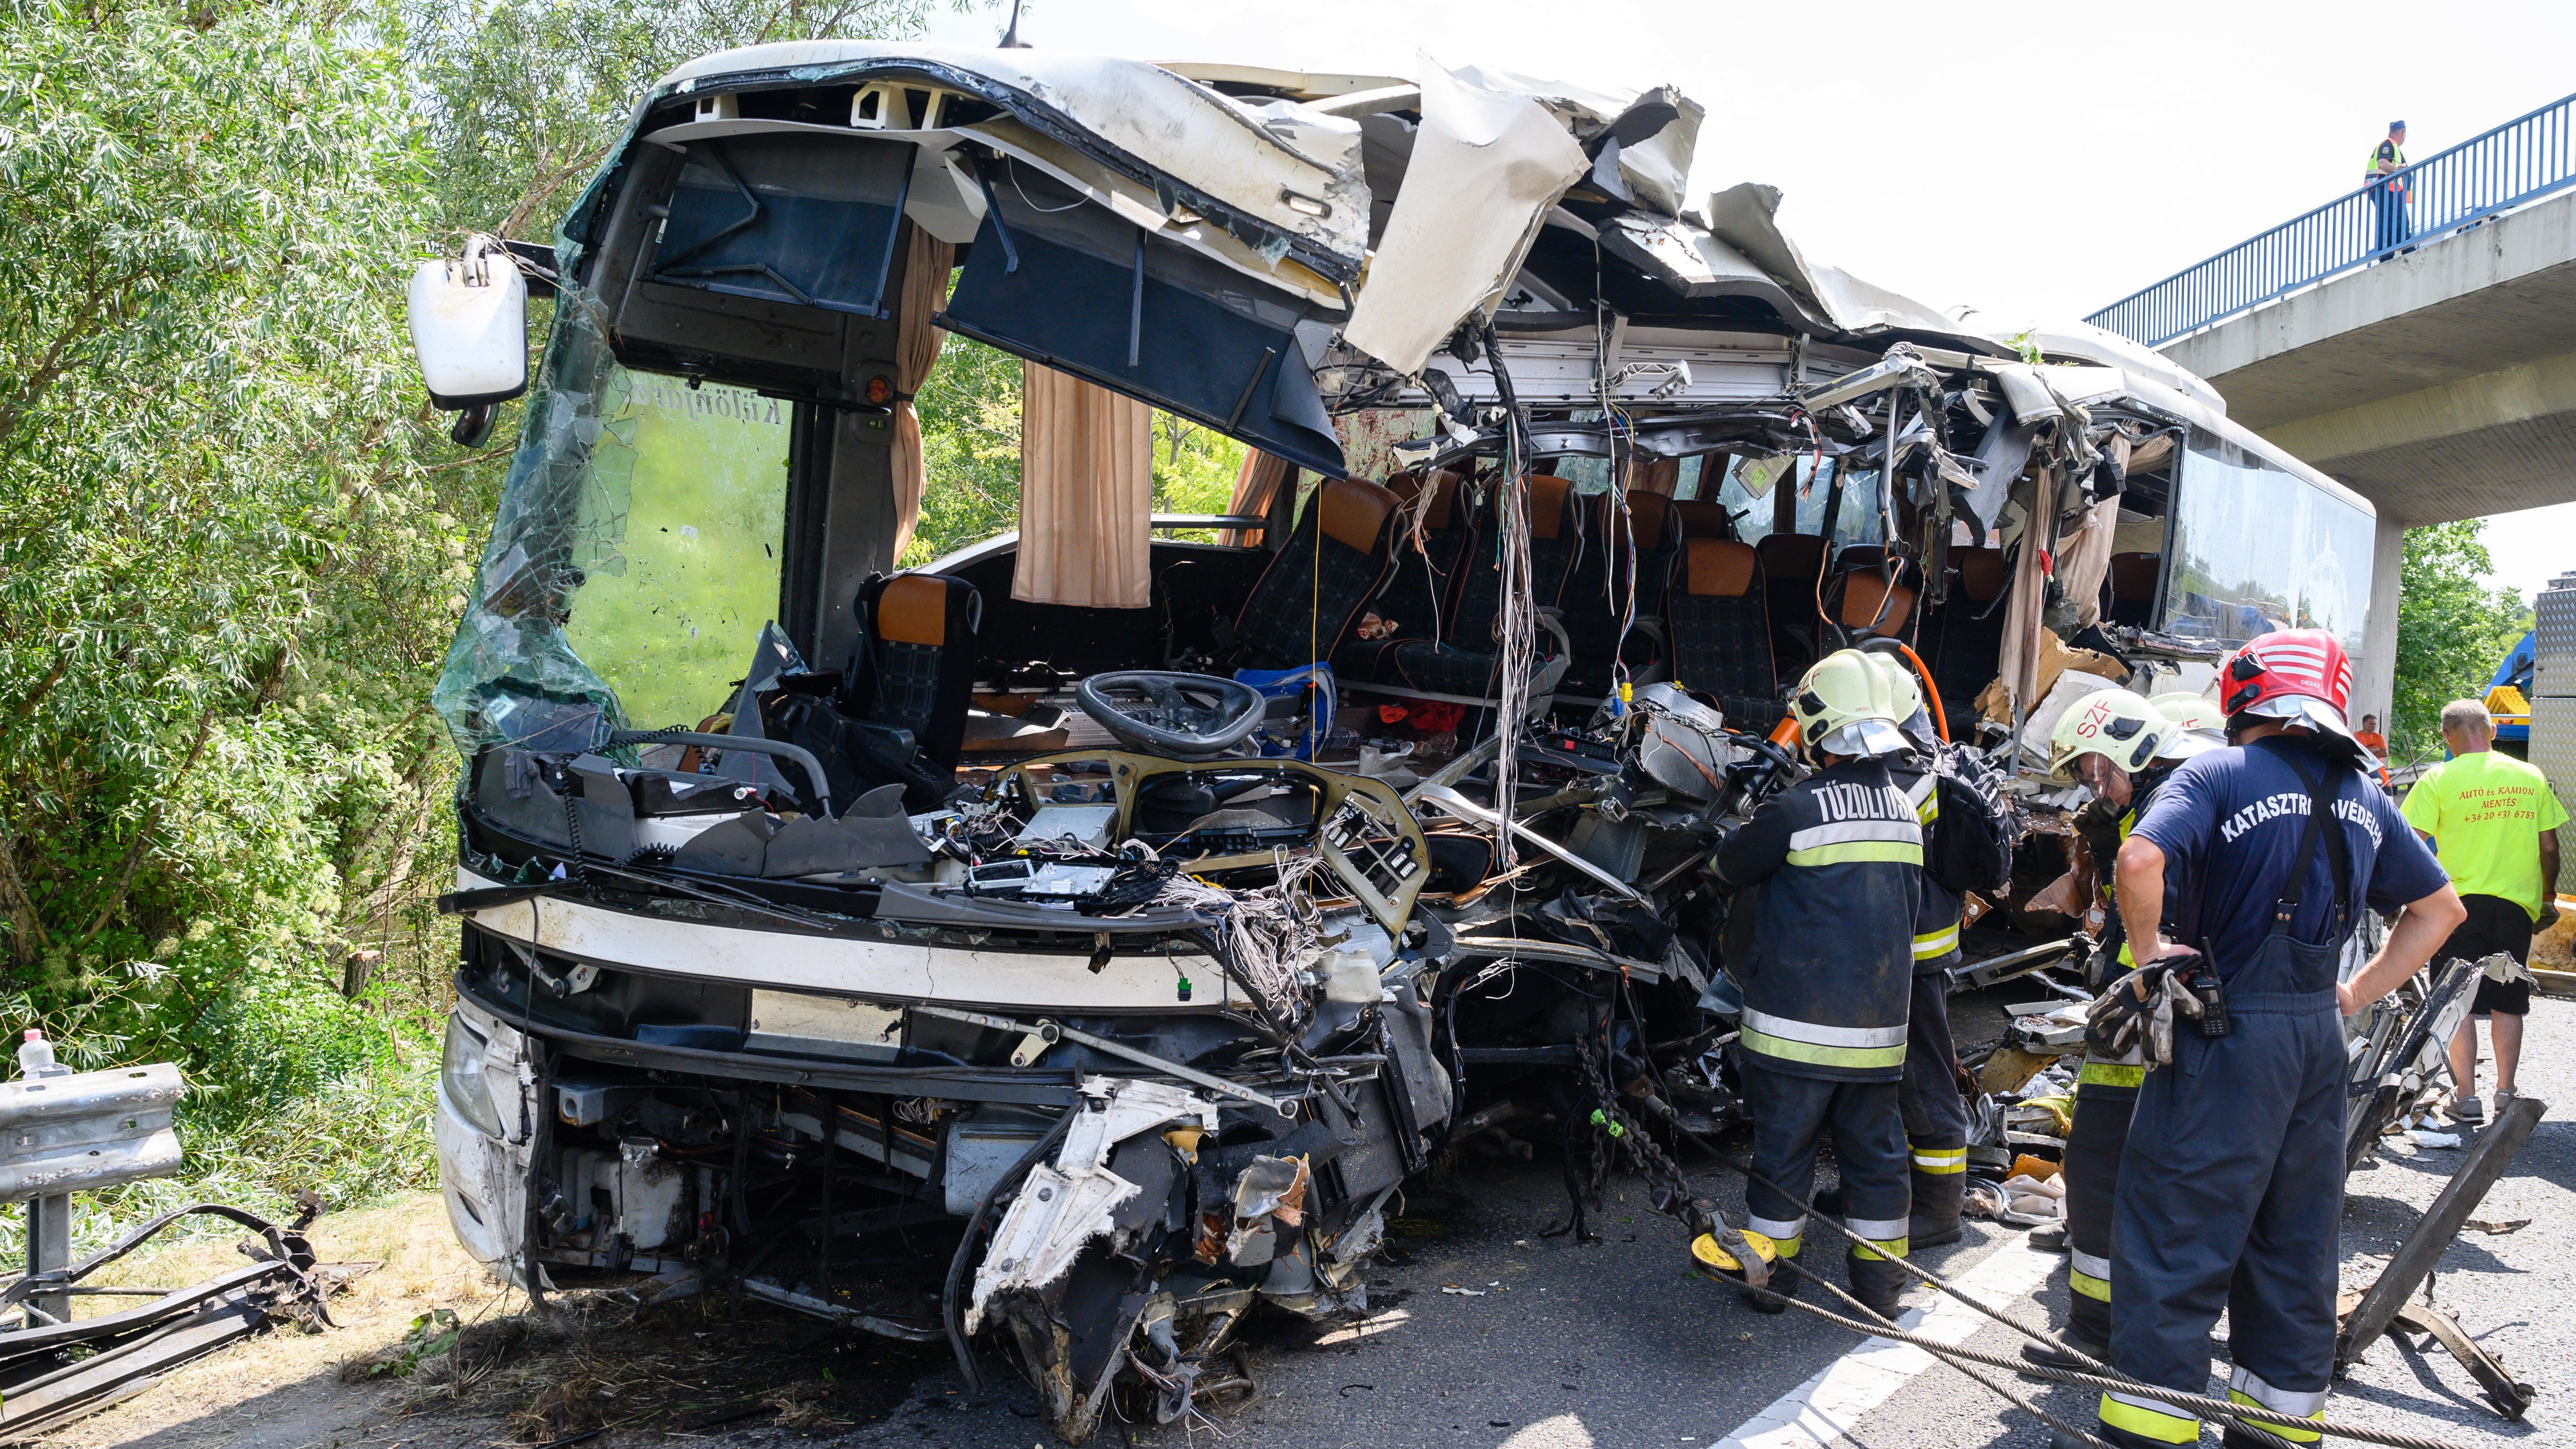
{"left": 1150, "top": 412, "right": 1251, "bottom": 540}
{"left": 0, "top": 0, "right": 454, "bottom": 1101}
{"left": 0, "top": 0, "right": 983, "bottom": 1225}
{"left": 902, "top": 335, "right": 1250, "bottom": 565}
{"left": 2392, "top": 519, "right": 2532, "bottom": 763}
{"left": 905, "top": 336, "right": 1024, "bottom": 567}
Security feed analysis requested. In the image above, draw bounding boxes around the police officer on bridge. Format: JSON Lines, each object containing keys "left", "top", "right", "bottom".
{"left": 2081, "top": 630, "right": 2463, "bottom": 1449}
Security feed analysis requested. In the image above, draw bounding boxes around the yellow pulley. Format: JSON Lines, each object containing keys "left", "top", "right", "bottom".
{"left": 1689, "top": 1228, "right": 1778, "bottom": 1285}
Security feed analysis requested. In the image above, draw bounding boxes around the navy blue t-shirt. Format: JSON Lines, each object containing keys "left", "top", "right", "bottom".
{"left": 2129, "top": 738, "right": 2448, "bottom": 974}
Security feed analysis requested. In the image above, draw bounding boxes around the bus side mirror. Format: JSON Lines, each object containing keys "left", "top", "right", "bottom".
{"left": 407, "top": 235, "right": 528, "bottom": 415}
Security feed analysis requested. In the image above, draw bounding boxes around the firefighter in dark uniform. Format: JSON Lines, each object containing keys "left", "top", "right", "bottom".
{"left": 2082, "top": 631, "right": 2463, "bottom": 1449}
{"left": 1714, "top": 649, "right": 1927, "bottom": 1318}
{"left": 2024, "top": 688, "right": 2213, "bottom": 1371}
{"left": 1816, "top": 649, "right": 1971, "bottom": 1246}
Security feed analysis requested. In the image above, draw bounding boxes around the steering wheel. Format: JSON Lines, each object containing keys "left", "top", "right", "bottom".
{"left": 1076, "top": 672, "right": 1267, "bottom": 758}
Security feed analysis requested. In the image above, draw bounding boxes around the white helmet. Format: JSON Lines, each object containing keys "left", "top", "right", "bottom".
{"left": 2047, "top": 688, "right": 2176, "bottom": 782}
{"left": 1790, "top": 649, "right": 1919, "bottom": 759}
{"left": 2148, "top": 692, "right": 2224, "bottom": 761}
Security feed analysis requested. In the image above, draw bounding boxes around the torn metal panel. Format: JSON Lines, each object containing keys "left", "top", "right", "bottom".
{"left": 1961, "top": 418, "right": 2040, "bottom": 538}
{"left": 1596, "top": 212, "right": 1834, "bottom": 330}
{"left": 655, "top": 43, "right": 1373, "bottom": 270}
{"left": 1155, "top": 61, "right": 1410, "bottom": 103}
{"left": 1342, "top": 58, "right": 1591, "bottom": 374}
{"left": 967, "top": 1077, "right": 1218, "bottom": 1330}
{"left": 1588, "top": 86, "right": 1704, "bottom": 218}
{"left": 2001, "top": 318, "right": 2227, "bottom": 416}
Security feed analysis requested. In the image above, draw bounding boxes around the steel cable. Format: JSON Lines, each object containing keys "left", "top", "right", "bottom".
{"left": 1565, "top": 1007, "right": 2460, "bottom": 1449}
{"left": 1754, "top": 1286, "right": 2467, "bottom": 1449}
{"left": 1766, "top": 1255, "right": 2115, "bottom": 1449}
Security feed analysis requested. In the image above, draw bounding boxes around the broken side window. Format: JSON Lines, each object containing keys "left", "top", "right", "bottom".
{"left": 433, "top": 297, "right": 791, "bottom": 753}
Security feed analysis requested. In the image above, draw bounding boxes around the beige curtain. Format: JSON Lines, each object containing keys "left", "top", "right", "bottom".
{"left": 890, "top": 221, "right": 955, "bottom": 560}
{"left": 1013, "top": 363, "right": 1153, "bottom": 608}
{"left": 1995, "top": 473, "right": 2060, "bottom": 719}
{"left": 1224, "top": 450, "right": 1294, "bottom": 546}
{"left": 1625, "top": 456, "right": 1682, "bottom": 497}
{"left": 2055, "top": 495, "right": 2125, "bottom": 629}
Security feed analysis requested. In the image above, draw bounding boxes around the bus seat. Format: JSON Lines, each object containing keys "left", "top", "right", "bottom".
{"left": 1444, "top": 474, "right": 1577, "bottom": 652}
{"left": 1341, "top": 474, "right": 1577, "bottom": 702}
{"left": 1670, "top": 498, "right": 1733, "bottom": 544}
{"left": 849, "top": 572, "right": 983, "bottom": 774}
{"left": 1755, "top": 532, "right": 1829, "bottom": 675}
{"left": 1556, "top": 490, "right": 1680, "bottom": 697}
{"left": 1832, "top": 570, "right": 1915, "bottom": 639}
{"left": 1366, "top": 468, "right": 1476, "bottom": 641}
{"left": 1666, "top": 539, "right": 1783, "bottom": 730}
{"left": 1230, "top": 476, "right": 1400, "bottom": 671}
{"left": 1928, "top": 547, "right": 2009, "bottom": 726}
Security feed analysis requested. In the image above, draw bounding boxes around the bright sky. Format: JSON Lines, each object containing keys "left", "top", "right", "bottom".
{"left": 2480, "top": 502, "right": 2576, "bottom": 605}
{"left": 926, "top": 0, "right": 2576, "bottom": 589}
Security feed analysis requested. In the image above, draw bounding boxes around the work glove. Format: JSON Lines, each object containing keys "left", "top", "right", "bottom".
{"left": 2084, "top": 956, "right": 2206, "bottom": 1068}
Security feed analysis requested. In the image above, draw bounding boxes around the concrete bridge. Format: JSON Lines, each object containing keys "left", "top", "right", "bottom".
{"left": 2088, "top": 95, "right": 2576, "bottom": 724}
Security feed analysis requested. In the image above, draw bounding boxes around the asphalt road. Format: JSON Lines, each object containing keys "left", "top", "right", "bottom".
{"left": 800, "top": 994, "right": 2576, "bottom": 1449}
{"left": 83, "top": 991, "right": 2576, "bottom": 1449}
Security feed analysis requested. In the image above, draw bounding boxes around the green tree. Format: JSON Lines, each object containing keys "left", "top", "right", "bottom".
{"left": 0, "top": 0, "right": 488, "bottom": 1145}
{"left": 0, "top": 0, "right": 988, "bottom": 1233}
{"left": 2391, "top": 519, "right": 2532, "bottom": 763}
{"left": 902, "top": 336, "right": 1251, "bottom": 567}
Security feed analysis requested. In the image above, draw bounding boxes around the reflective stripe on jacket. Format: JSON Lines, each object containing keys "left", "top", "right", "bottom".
{"left": 1715, "top": 757, "right": 1925, "bottom": 1082}
{"left": 1895, "top": 767, "right": 1963, "bottom": 968}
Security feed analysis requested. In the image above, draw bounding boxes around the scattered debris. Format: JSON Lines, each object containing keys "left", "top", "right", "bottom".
{"left": 395, "top": 34, "right": 2447, "bottom": 1444}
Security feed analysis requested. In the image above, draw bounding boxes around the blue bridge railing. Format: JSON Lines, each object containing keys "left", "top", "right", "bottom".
{"left": 2087, "top": 93, "right": 2576, "bottom": 347}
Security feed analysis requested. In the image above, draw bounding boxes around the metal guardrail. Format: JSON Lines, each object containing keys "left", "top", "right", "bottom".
{"left": 2088, "top": 93, "right": 2576, "bottom": 347}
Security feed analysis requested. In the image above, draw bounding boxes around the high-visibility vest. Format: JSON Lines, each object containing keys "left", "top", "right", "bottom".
{"left": 2364, "top": 140, "right": 2406, "bottom": 187}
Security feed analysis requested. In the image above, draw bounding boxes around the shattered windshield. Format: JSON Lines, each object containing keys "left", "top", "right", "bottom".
{"left": 434, "top": 299, "right": 789, "bottom": 752}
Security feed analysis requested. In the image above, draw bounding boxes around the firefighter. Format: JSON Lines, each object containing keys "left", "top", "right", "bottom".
{"left": 1714, "top": 648, "right": 1926, "bottom": 1319}
{"left": 2022, "top": 689, "right": 2212, "bottom": 1371}
{"left": 2146, "top": 691, "right": 2224, "bottom": 738}
{"left": 2082, "top": 631, "right": 2463, "bottom": 1449}
{"left": 1814, "top": 648, "right": 1972, "bottom": 1247}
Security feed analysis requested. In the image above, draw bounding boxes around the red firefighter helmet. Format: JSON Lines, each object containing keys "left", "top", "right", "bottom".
{"left": 2218, "top": 629, "right": 2366, "bottom": 763}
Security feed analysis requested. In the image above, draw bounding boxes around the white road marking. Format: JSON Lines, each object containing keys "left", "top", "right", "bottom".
{"left": 1716, "top": 1237, "right": 2061, "bottom": 1449}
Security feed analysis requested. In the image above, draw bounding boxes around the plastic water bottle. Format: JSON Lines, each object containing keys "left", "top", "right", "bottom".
{"left": 17, "top": 1030, "right": 69, "bottom": 1080}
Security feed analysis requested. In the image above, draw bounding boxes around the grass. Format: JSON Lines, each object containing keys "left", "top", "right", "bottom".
{"left": 0, "top": 1054, "right": 441, "bottom": 1267}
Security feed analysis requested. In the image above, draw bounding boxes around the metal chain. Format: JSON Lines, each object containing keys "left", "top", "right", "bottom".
{"left": 1572, "top": 1019, "right": 1699, "bottom": 1225}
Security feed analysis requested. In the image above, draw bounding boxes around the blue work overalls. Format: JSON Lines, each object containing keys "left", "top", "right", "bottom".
{"left": 2096, "top": 769, "right": 2351, "bottom": 1449}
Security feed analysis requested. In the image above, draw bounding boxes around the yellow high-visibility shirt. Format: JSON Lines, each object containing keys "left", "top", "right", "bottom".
{"left": 2400, "top": 751, "right": 2568, "bottom": 919}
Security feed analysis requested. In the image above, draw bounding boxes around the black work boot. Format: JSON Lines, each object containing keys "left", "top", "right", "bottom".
{"left": 1847, "top": 1251, "right": 1909, "bottom": 1321}
{"left": 1910, "top": 1158, "right": 1965, "bottom": 1248}
{"left": 2020, "top": 1325, "right": 2109, "bottom": 1373}
{"left": 1743, "top": 1268, "right": 1797, "bottom": 1314}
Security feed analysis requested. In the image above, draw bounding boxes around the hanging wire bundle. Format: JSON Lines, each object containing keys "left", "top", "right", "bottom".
{"left": 1135, "top": 850, "right": 1329, "bottom": 1023}
{"left": 1483, "top": 323, "right": 1536, "bottom": 866}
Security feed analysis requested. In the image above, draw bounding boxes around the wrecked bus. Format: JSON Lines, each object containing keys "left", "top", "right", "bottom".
{"left": 408, "top": 41, "right": 2373, "bottom": 1442}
